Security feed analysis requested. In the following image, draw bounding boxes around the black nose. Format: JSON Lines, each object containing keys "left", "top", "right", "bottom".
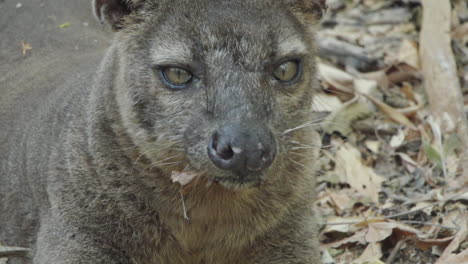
{"left": 207, "top": 123, "right": 276, "bottom": 175}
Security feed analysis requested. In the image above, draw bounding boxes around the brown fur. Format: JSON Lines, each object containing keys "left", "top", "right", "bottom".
{"left": 0, "top": 0, "right": 325, "bottom": 263}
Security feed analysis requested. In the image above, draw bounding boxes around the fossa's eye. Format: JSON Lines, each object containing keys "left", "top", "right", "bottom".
{"left": 161, "top": 67, "right": 193, "bottom": 89}
{"left": 273, "top": 60, "right": 301, "bottom": 83}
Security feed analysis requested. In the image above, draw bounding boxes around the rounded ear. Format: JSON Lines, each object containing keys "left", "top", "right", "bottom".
{"left": 92, "top": 0, "right": 137, "bottom": 30}
{"left": 288, "top": 0, "right": 328, "bottom": 25}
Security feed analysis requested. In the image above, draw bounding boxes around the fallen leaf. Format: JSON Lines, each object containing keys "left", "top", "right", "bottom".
{"left": 366, "top": 222, "right": 395, "bottom": 243}
{"left": 321, "top": 249, "right": 336, "bottom": 264}
{"left": 400, "top": 82, "right": 417, "bottom": 103}
{"left": 312, "top": 93, "right": 344, "bottom": 112}
{"left": 365, "top": 140, "right": 380, "bottom": 154}
{"left": 389, "top": 128, "right": 406, "bottom": 148}
{"left": 330, "top": 192, "right": 355, "bottom": 213}
{"left": 324, "top": 216, "right": 365, "bottom": 234}
{"left": 436, "top": 248, "right": 468, "bottom": 264}
{"left": 353, "top": 79, "right": 378, "bottom": 95}
{"left": 353, "top": 242, "right": 384, "bottom": 264}
{"left": 323, "top": 228, "right": 369, "bottom": 249}
{"left": 362, "top": 93, "right": 417, "bottom": 129}
{"left": 59, "top": 22, "right": 71, "bottom": 28}
{"left": 386, "top": 64, "right": 421, "bottom": 84}
{"left": 436, "top": 212, "right": 468, "bottom": 263}
{"left": 416, "top": 236, "right": 453, "bottom": 250}
{"left": 361, "top": 69, "right": 389, "bottom": 90}
{"left": 396, "top": 39, "right": 420, "bottom": 69}
{"left": 21, "top": 41, "right": 32, "bottom": 56}
{"left": 318, "top": 63, "right": 355, "bottom": 94}
{"left": 324, "top": 99, "right": 373, "bottom": 137}
{"left": 423, "top": 143, "right": 443, "bottom": 169}
{"left": 452, "top": 22, "right": 468, "bottom": 42}
{"left": 334, "top": 143, "right": 385, "bottom": 203}
{"left": 171, "top": 170, "right": 198, "bottom": 186}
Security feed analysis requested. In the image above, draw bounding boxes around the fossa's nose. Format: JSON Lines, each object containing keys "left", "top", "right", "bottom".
{"left": 207, "top": 122, "right": 276, "bottom": 175}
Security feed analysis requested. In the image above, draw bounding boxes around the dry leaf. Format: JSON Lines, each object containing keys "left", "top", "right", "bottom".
{"left": 386, "top": 64, "right": 421, "bottom": 84}
{"left": 400, "top": 82, "right": 417, "bottom": 103}
{"left": 436, "top": 211, "right": 468, "bottom": 263}
{"left": 436, "top": 248, "right": 468, "bottom": 264}
{"left": 323, "top": 228, "right": 369, "bottom": 249}
{"left": 324, "top": 216, "right": 365, "bottom": 234}
{"left": 171, "top": 170, "right": 198, "bottom": 186}
{"left": 334, "top": 143, "right": 385, "bottom": 203}
{"left": 312, "top": 93, "right": 344, "bottom": 112}
{"left": 353, "top": 79, "right": 378, "bottom": 95}
{"left": 362, "top": 93, "right": 417, "bottom": 129}
{"left": 452, "top": 22, "right": 468, "bottom": 42}
{"left": 365, "top": 222, "right": 395, "bottom": 243}
{"left": 389, "top": 128, "right": 406, "bottom": 148}
{"left": 353, "top": 242, "right": 384, "bottom": 264}
{"left": 59, "top": 22, "right": 71, "bottom": 28}
{"left": 365, "top": 140, "right": 380, "bottom": 153}
{"left": 321, "top": 249, "right": 336, "bottom": 264}
{"left": 361, "top": 69, "right": 390, "bottom": 90}
{"left": 318, "top": 63, "right": 355, "bottom": 94}
{"left": 324, "top": 100, "right": 373, "bottom": 137}
{"left": 416, "top": 236, "right": 453, "bottom": 251}
{"left": 396, "top": 39, "right": 420, "bottom": 69}
{"left": 21, "top": 41, "right": 32, "bottom": 56}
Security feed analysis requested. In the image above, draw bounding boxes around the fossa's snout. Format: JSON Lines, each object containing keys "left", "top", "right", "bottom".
{"left": 207, "top": 122, "right": 276, "bottom": 175}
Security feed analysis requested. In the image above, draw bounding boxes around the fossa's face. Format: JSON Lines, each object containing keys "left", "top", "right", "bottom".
{"left": 114, "top": 0, "right": 322, "bottom": 189}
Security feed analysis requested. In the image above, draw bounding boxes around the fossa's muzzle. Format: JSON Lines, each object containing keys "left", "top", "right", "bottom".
{"left": 208, "top": 120, "right": 276, "bottom": 177}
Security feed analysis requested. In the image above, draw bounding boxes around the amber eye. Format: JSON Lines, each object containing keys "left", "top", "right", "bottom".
{"left": 161, "top": 67, "right": 193, "bottom": 88}
{"left": 273, "top": 61, "right": 300, "bottom": 83}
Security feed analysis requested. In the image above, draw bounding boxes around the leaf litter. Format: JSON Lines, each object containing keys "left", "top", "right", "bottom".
{"left": 315, "top": 0, "right": 468, "bottom": 263}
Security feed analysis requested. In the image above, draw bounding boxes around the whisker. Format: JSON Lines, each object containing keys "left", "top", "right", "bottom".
{"left": 130, "top": 149, "right": 156, "bottom": 176}
{"left": 142, "top": 154, "right": 183, "bottom": 172}
{"left": 288, "top": 157, "right": 315, "bottom": 175}
{"left": 282, "top": 118, "right": 327, "bottom": 135}
{"left": 289, "top": 151, "right": 313, "bottom": 158}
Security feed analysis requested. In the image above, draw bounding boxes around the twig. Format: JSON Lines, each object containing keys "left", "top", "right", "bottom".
{"left": 179, "top": 190, "right": 190, "bottom": 222}
{"left": 386, "top": 238, "right": 412, "bottom": 264}
{"left": 321, "top": 191, "right": 468, "bottom": 228}
{"left": 385, "top": 191, "right": 468, "bottom": 220}
{"left": 0, "top": 247, "right": 29, "bottom": 258}
{"left": 399, "top": 221, "right": 458, "bottom": 231}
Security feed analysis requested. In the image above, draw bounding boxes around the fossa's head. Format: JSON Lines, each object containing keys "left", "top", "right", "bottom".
{"left": 94, "top": 0, "right": 326, "bottom": 189}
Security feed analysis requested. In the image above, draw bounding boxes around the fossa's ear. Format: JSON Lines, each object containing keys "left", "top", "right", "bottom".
{"left": 287, "top": 0, "right": 328, "bottom": 25}
{"left": 93, "top": 0, "right": 140, "bottom": 30}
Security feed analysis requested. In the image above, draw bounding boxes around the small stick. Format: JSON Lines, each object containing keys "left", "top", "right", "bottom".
{"left": 386, "top": 238, "right": 411, "bottom": 264}
{"left": 179, "top": 190, "right": 190, "bottom": 222}
{"left": 321, "top": 191, "right": 468, "bottom": 229}
{"left": 0, "top": 246, "right": 29, "bottom": 258}
{"left": 385, "top": 191, "right": 468, "bottom": 220}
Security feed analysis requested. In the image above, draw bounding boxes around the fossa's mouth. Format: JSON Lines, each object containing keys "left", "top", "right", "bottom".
{"left": 213, "top": 173, "right": 264, "bottom": 190}
{"left": 171, "top": 169, "right": 263, "bottom": 190}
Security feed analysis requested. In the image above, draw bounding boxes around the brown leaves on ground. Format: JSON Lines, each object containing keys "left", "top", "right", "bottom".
{"left": 315, "top": 0, "right": 468, "bottom": 263}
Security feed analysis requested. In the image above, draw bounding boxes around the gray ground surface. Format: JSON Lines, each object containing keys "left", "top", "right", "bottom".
{"left": 0, "top": 1, "right": 112, "bottom": 261}
{"left": 0, "top": 0, "right": 111, "bottom": 82}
